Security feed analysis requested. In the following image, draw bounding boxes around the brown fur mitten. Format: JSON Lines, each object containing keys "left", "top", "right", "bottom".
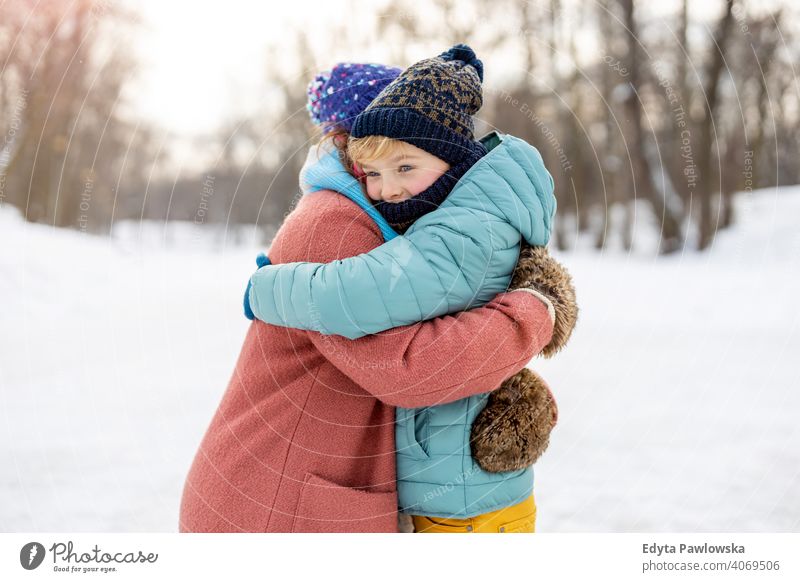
{"left": 470, "top": 368, "right": 558, "bottom": 473}
{"left": 398, "top": 513, "right": 415, "bottom": 533}
{"left": 509, "top": 243, "right": 578, "bottom": 358}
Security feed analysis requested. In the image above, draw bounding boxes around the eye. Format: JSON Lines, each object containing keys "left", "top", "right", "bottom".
{"left": 398, "top": 165, "right": 414, "bottom": 173}
{"left": 365, "top": 171, "right": 380, "bottom": 178}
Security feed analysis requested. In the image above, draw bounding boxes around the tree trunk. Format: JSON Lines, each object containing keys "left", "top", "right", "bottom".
{"left": 697, "top": 0, "right": 735, "bottom": 250}
{"left": 620, "top": 0, "right": 683, "bottom": 254}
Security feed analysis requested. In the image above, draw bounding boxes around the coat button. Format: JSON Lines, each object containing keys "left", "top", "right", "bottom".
{"left": 500, "top": 526, "right": 506, "bottom": 532}
{"left": 466, "top": 525, "right": 473, "bottom": 532}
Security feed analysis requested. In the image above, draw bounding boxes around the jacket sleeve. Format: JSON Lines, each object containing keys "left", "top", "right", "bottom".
{"left": 308, "top": 290, "right": 554, "bottom": 408}
{"left": 265, "top": 192, "right": 554, "bottom": 409}
{"left": 248, "top": 210, "right": 491, "bottom": 340}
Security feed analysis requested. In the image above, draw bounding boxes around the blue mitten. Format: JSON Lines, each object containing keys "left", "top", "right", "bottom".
{"left": 243, "top": 252, "right": 271, "bottom": 320}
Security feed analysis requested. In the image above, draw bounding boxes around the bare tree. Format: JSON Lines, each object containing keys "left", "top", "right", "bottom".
{"left": 619, "top": 0, "right": 684, "bottom": 254}
{"left": 696, "top": 0, "right": 736, "bottom": 250}
{"left": 5, "top": 0, "right": 797, "bottom": 251}
{"left": 1, "top": 0, "right": 152, "bottom": 232}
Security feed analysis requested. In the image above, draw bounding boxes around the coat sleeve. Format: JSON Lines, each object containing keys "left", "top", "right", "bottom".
{"left": 248, "top": 210, "right": 491, "bottom": 340}
{"left": 264, "top": 192, "right": 554, "bottom": 409}
{"left": 309, "top": 290, "right": 554, "bottom": 408}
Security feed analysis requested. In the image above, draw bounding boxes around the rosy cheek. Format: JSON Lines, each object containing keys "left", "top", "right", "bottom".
{"left": 365, "top": 181, "right": 381, "bottom": 201}
{"left": 408, "top": 170, "right": 442, "bottom": 195}
{"left": 405, "top": 179, "right": 425, "bottom": 196}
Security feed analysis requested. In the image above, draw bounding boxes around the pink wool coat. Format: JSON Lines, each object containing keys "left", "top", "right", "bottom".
{"left": 178, "top": 189, "right": 555, "bottom": 533}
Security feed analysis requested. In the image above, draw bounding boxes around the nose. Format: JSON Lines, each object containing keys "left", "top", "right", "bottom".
{"left": 382, "top": 177, "right": 404, "bottom": 201}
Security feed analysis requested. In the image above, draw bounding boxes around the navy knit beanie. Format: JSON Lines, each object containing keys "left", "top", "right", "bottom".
{"left": 306, "top": 63, "right": 402, "bottom": 133}
{"left": 350, "top": 44, "right": 487, "bottom": 165}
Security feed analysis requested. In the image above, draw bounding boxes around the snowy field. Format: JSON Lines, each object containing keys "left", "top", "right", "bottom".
{"left": 1, "top": 187, "right": 799, "bottom": 532}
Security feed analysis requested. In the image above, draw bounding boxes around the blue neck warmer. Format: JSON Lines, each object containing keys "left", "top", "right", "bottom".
{"left": 299, "top": 142, "right": 398, "bottom": 242}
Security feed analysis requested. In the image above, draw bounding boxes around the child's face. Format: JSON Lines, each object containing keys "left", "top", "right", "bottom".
{"left": 359, "top": 143, "right": 450, "bottom": 204}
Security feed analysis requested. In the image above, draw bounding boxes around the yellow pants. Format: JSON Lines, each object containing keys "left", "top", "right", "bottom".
{"left": 412, "top": 494, "right": 536, "bottom": 533}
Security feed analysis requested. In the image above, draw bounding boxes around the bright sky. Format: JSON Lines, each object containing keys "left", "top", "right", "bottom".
{"left": 125, "top": 0, "right": 789, "bottom": 140}
{"left": 128, "top": 0, "right": 299, "bottom": 136}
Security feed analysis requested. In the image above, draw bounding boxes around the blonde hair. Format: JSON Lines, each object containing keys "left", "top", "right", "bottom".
{"left": 347, "top": 135, "right": 407, "bottom": 166}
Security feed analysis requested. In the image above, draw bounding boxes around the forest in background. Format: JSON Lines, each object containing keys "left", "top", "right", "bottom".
{"left": 1, "top": 0, "right": 797, "bottom": 252}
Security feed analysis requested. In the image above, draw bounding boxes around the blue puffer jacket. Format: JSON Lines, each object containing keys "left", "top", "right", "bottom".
{"left": 249, "top": 131, "right": 555, "bottom": 339}
{"left": 249, "top": 132, "right": 556, "bottom": 517}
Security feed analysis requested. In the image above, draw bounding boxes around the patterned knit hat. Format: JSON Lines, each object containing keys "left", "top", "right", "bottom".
{"left": 306, "top": 63, "right": 402, "bottom": 134}
{"left": 350, "top": 44, "right": 485, "bottom": 165}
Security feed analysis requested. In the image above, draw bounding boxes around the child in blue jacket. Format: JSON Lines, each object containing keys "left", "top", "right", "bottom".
{"left": 248, "top": 45, "right": 578, "bottom": 532}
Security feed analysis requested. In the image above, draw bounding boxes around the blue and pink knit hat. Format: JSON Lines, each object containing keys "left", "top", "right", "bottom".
{"left": 306, "top": 62, "right": 402, "bottom": 133}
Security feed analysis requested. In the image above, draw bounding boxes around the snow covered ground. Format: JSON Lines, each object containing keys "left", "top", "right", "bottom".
{"left": 1, "top": 187, "right": 799, "bottom": 532}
